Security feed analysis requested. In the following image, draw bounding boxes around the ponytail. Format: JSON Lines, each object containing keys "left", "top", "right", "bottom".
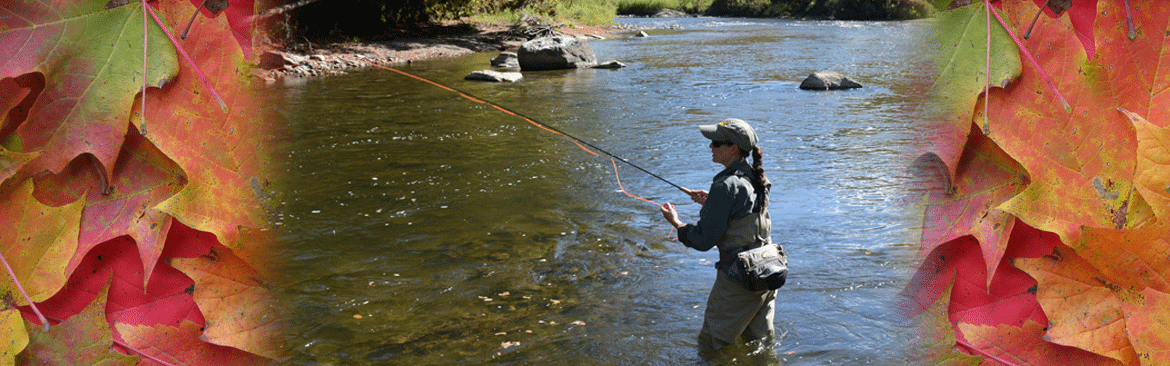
{"left": 751, "top": 146, "right": 770, "bottom": 212}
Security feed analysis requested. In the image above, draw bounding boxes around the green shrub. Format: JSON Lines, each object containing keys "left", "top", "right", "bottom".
{"left": 887, "top": 0, "right": 934, "bottom": 19}
{"left": 557, "top": 0, "right": 620, "bottom": 24}
{"left": 825, "top": 0, "right": 933, "bottom": 20}
{"left": 705, "top": 0, "right": 776, "bottom": 17}
{"left": 615, "top": 0, "right": 672, "bottom": 16}
{"left": 615, "top": 0, "right": 714, "bottom": 15}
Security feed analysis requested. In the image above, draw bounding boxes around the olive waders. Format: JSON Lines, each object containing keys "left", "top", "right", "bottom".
{"left": 698, "top": 208, "right": 776, "bottom": 350}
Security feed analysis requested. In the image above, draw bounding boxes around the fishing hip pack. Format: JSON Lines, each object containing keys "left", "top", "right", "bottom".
{"left": 724, "top": 240, "right": 788, "bottom": 292}
{"left": 714, "top": 198, "right": 785, "bottom": 291}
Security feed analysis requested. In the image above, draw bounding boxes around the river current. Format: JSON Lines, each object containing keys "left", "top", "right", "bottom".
{"left": 274, "top": 17, "right": 929, "bottom": 365}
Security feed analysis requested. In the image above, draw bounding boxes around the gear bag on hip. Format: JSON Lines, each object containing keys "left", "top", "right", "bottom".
{"left": 715, "top": 208, "right": 787, "bottom": 292}
{"left": 723, "top": 239, "right": 788, "bottom": 291}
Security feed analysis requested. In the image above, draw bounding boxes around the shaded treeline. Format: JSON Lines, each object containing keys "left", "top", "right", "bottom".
{"left": 280, "top": 0, "right": 557, "bottom": 41}
{"left": 278, "top": 0, "right": 934, "bottom": 42}
{"left": 709, "top": 0, "right": 933, "bottom": 19}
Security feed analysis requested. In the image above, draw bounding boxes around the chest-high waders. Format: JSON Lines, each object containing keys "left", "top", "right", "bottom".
{"left": 698, "top": 208, "right": 777, "bottom": 351}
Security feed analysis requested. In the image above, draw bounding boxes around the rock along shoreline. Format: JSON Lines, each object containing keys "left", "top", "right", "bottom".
{"left": 253, "top": 21, "right": 634, "bottom": 82}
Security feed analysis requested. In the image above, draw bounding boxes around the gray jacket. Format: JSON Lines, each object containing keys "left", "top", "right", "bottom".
{"left": 678, "top": 159, "right": 767, "bottom": 258}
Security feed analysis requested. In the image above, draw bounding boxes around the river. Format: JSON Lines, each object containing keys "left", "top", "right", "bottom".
{"left": 273, "top": 17, "right": 929, "bottom": 365}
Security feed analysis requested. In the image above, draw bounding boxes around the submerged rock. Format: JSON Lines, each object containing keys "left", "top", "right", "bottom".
{"left": 799, "top": 71, "right": 863, "bottom": 90}
{"left": 593, "top": 60, "right": 626, "bottom": 69}
{"left": 518, "top": 36, "right": 597, "bottom": 70}
{"left": 465, "top": 70, "right": 523, "bottom": 83}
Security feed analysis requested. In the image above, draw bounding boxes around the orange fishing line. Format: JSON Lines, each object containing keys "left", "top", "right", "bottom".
{"left": 611, "top": 157, "right": 658, "bottom": 206}
{"left": 364, "top": 61, "right": 487, "bottom": 103}
{"left": 487, "top": 105, "right": 599, "bottom": 155}
{"left": 611, "top": 158, "right": 677, "bottom": 240}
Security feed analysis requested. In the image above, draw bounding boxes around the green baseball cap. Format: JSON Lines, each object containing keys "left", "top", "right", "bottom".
{"left": 699, "top": 118, "right": 757, "bottom": 151}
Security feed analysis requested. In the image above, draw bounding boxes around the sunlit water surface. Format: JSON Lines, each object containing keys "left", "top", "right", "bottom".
{"left": 273, "top": 17, "right": 929, "bottom": 365}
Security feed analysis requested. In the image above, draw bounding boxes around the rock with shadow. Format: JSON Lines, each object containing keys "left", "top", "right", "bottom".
{"left": 518, "top": 36, "right": 597, "bottom": 70}
{"left": 799, "top": 71, "right": 863, "bottom": 90}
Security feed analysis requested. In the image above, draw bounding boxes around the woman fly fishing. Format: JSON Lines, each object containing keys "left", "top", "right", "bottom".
{"left": 360, "top": 61, "right": 784, "bottom": 354}
{"left": 659, "top": 118, "right": 779, "bottom": 353}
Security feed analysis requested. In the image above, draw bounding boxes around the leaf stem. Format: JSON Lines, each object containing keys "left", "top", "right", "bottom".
{"left": 114, "top": 338, "right": 177, "bottom": 366}
{"left": 1023, "top": 1, "right": 1045, "bottom": 39}
{"left": 141, "top": 0, "right": 148, "bottom": 135}
{"left": 988, "top": 1, "right": 1070, "bottom": 112}
{"left": 144, "top": 1, "right": 229, "bottom": 112}
{"left": 983, "top": 0, "right": 991, "bottom": 134}
{"left": 1124, "top": 0, "right": 1136, "bottom": 40}
{"left": 0, "top": 250, "right": 50, "bottom": 332}
{"left": 956, "top": 338, "right": 1021, "bottom": 366}
{"left": 181, "top": 0, "right": 208, "bottom": 40}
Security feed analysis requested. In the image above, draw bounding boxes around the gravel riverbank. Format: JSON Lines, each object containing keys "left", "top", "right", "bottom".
{"left": 254, "top": 21, "right": 633, "bottom": 81}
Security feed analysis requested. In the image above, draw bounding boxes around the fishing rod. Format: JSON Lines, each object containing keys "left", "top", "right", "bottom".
{"left": 485, "top": 96, "right": 690, "bottom": 193}
{"left": 360, "top": 59, "right": 694, "bottom": 195}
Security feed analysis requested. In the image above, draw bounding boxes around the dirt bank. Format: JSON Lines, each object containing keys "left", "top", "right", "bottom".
{"left": 254, "top": 21, "right": 635, "bottom": 81}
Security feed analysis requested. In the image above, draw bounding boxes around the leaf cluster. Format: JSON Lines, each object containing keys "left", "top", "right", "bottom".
{"left": 906, "top": 0, "right": 1170, "bottom": 364}
{"left": 1, "top": 0, "right": 283, "bottom": 364}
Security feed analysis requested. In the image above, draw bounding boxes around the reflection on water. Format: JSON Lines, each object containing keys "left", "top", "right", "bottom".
{"left": 274, "top": 18, "right": 929, "bottom": 365}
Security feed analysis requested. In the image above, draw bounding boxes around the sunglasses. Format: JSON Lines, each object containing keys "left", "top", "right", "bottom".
{"left": 709, "top": 140, "right": 733, "bottom": 148}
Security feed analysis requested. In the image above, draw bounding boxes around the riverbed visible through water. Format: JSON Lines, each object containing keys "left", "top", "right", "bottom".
{"left": 273, "top": 17, "right": 929, "bottom": 365}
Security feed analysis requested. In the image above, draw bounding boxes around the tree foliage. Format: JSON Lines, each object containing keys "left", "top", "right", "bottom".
{"left": 706, "top": 0, "right": 934, "bottom": 19}
{"left": 285, "top": 0, "right": 557, "bottom": 41}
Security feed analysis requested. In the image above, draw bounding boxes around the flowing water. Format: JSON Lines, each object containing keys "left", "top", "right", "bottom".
{"left": 273, "top": 17, "right": 929, "bottom": 365}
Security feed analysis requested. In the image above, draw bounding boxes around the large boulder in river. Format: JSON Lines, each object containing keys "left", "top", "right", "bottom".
{"left": 518, "top": 36, "right": 597, "bottom": 71}
{"left": 465, "top": 70, "right": 523, "bottom": 83}
{"left": 799, "top": 71, "right": 863, "bottom": 90}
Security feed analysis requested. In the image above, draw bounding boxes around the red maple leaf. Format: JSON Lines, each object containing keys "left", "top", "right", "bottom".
{"left": 117, "top": 319, "right": 270, "bottom": 365}
{"left": 33, "top": 127, "right": 185, "bottom": 286}
{"left": 0, "top": 0, "right": 178, "bottom": 182}
{"left": 182, "top": 0, "right": 257, "bottom": 59}
{"left": 140, "top": 0, "right": 280, "bottom": 251}
{"left": 1028, "top": 0, "right": 1099, "bottom": 59}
